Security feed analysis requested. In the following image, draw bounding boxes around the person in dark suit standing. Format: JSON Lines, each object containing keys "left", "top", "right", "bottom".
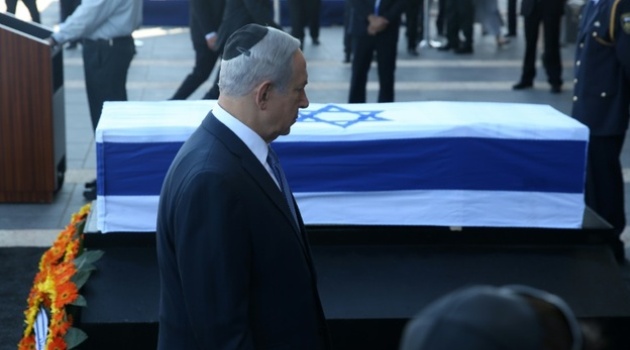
{"left": 4, "top": 0, "right": 40, "bottom": 23}
{"left": 170, "top": 0, "right": 225, "bottom": 100}
{"left": 156, "top": 24, "right": 331, "bottom": 349}
{"left": 571, "top": 0, "right": 630, "bottom": 262}
{"left": 348, "top": 0, "right": 406, "bottom": 103}
{"left": 513, "top": 0, "right": 566, "bottom": 93}
{"left": 287, "top": 0, "right": 321, "bottom": 50}
{"left": 205, "top": 0, "right": 280, "bottom": 100}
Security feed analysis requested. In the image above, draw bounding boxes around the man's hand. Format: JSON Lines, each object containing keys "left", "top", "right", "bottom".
{"left": 367, "top": 15, "right": 389, "bottom": 35}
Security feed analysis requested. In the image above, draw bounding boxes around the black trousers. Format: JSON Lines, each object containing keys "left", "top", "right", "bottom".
{"left": 405, "top": 0, "right": 424, "bottom": 49}
{"left": 82, "top": 36, "right": 135, "bottom": 131}
{"left": 507, "top": 0, "right": 517, "bottom": 36}
{"left": 348, "top": 28, "right": 399, "bottom": 103}
{"left": 5, "top": 0, "right": 40, "bottom": 22}
{"left": 287, "top": 0, "right": 321, "bottom": 46}
{"left": 435, "top": 0, "right": 446, "bottom": 36}
{"left": 520, "top": 2, "right": 563, "bottom": 87}
{"left": 585, "top": 135, "right": 626, "bottom": 237}
{"left": 343, "top": 0, "right": 352, "bottom": 56}
{"left": 444, "top": 0, "right": 474, "bottom": 48}
{"left": 171, "top": 40, "right": 220, "bottom": 100}
{"left": 204, "top": 68, "right": 221, "bottom": 100}
{"left": 59, "top": 0, "right": 80, "bottom": 22}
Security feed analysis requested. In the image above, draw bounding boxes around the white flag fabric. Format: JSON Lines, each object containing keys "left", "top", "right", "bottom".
{"left": 95, "top": 101, "right": 588, "bottom": 233}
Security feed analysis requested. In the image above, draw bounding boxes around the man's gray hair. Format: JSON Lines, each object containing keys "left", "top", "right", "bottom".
{"left": 219, "top": 27, "right": 301, "bottom": 97}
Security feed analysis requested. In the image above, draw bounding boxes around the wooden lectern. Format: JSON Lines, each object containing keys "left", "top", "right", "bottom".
{"left": 0, "top": 13, "right": 66, "bottom": 203}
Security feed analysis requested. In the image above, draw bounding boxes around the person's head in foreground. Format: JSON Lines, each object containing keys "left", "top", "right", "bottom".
{"left": 217, "top": 23, "right": 309, "bottom": 144}
{"left": 399, "top": 285, "right": 586, "bottom": 350}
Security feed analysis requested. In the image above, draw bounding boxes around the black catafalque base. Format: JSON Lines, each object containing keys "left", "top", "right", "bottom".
{"left": 77, "top": 208, "right": 630, "bottom": 350}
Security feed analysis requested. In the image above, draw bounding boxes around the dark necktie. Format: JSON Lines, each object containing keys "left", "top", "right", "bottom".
{"left": 267, "top": 146, "right": 298, "bottom": 227}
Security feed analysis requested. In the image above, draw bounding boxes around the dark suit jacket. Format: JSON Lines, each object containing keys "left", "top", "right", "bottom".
{"left": 520, "top": 0, "right": 566, "bottom": 16}
{"left": 215, "top": 0, "right": 280, "bottom": 51}
{"left": 189, "top": 0, "right": 225, "bottom": 50}
{"left": 156, "top": 113, "right": 330, "bottom": 349}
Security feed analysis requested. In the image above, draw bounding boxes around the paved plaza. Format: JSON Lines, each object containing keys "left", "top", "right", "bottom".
{"left": 6, "top": 0, "right": 629, "bottom": 246}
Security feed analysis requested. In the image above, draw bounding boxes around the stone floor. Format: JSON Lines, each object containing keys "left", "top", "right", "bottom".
{"left": 2, "top": 0, "right": 629, "bottom": 248}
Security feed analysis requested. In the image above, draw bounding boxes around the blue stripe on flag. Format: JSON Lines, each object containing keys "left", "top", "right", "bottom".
{"left": 273, "top": 137, "right": 586, "bottom": 194}
{"left": 97, "top": 142, "right": 184, "bottom": 196}
{"left": 98, "top": 137, "right": 586, "bottom": 196}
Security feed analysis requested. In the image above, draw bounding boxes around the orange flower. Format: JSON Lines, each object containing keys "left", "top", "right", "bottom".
{"left": 48, "top": 336, "right": 67, "bottom": 350}
{"left": 53, "top": 282, "right": 78, "bottom": 309}
{"left": 51, "top": 262, "right": 76, "bottom": 285}
{"left": 49, "top": 309, "right": 71, "bottom": 337}
{"left": 17, "top": 334, "right": 36, "bottom": 350}
{"left": 42, "top": 241, "right": 66, "bottom": 266}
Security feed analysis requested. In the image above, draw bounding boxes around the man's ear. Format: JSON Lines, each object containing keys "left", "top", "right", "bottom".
{"left": 255, "top": 81, "right": 273, "bottom": 109}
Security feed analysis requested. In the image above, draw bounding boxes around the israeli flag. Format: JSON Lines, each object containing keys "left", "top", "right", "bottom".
{"left": 95, "top": 101, "right": 588, "bottom": 233}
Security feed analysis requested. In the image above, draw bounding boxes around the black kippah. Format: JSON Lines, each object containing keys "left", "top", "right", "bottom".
{"left": 223, "top": 24, "right": 269, "bottom": 60}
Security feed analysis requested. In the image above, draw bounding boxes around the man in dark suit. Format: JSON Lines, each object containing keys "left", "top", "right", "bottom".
{"left": 513, "top": 0, "right": 566, "bottom": 93}
{"left": 571, "top": 0, "right": 630, "bottom": 262}
{"left": 170, "top": 0, "right": 224, "bottom": 100}
{"left": 205, "top": 0, "right": 280, "bottom": 99}
{"left": 287, "top": 0, "right": 321, "bottom": 49}
{"left": 348, "top": 0, "right": 406, "bottom": 103}
{"left": 156, "top": 24, "right": 331, "bottom": 349}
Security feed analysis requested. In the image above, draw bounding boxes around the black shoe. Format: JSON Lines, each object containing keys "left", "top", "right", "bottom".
{"left": 83, "top": 187, "right": 96, "bottom": 201}
{"left": 66, "top": 41, "right": 78, "bottom": 50}
{"left": 505, "top": 33, "right": 517, "bottom": 38}
{"left": 454, "top": 46, "right": 473, "bottom": 54}
{"left": 437, "top": 44, "right": 452, "bottom": 51}
{"left": 85, "top": 179, "right": 97, "bottom": 188}
{"left": 312, "top": 38, "right": 320, "bottom": 45}
{"left": 550, "top": 85, "right": 562, "bottom": 94}
{"left": 512, "top": 81, "right": 533, "bottom": 90}
{"left": 408, "top": 47, "right": 419, "bottom": 56}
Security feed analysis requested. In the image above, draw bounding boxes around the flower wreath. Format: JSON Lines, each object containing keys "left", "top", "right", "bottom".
{"left": 18, "top": 203, "right": 103, "bottom": 350}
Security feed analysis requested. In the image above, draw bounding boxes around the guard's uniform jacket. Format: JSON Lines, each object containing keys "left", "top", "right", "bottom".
{"left": 571, "top": 0, "right": 630, "bottom": 136}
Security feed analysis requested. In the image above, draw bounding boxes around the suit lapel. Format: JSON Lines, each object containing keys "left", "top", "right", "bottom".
{"left": 202, "top": 113, "right": 309, "bottom": 251}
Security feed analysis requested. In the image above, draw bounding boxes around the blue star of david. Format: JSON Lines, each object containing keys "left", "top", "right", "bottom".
{"left": 296, "top": 104, "right": 389, "bottom": 128}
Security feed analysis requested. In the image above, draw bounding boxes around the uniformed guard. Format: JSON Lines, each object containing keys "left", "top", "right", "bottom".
{"left": 571, "top": 0, "right": 630, "bottom": 262}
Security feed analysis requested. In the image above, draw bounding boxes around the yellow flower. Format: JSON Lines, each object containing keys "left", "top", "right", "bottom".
{"left": 63, "top": 240, "right": 81, "bottom": 262}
